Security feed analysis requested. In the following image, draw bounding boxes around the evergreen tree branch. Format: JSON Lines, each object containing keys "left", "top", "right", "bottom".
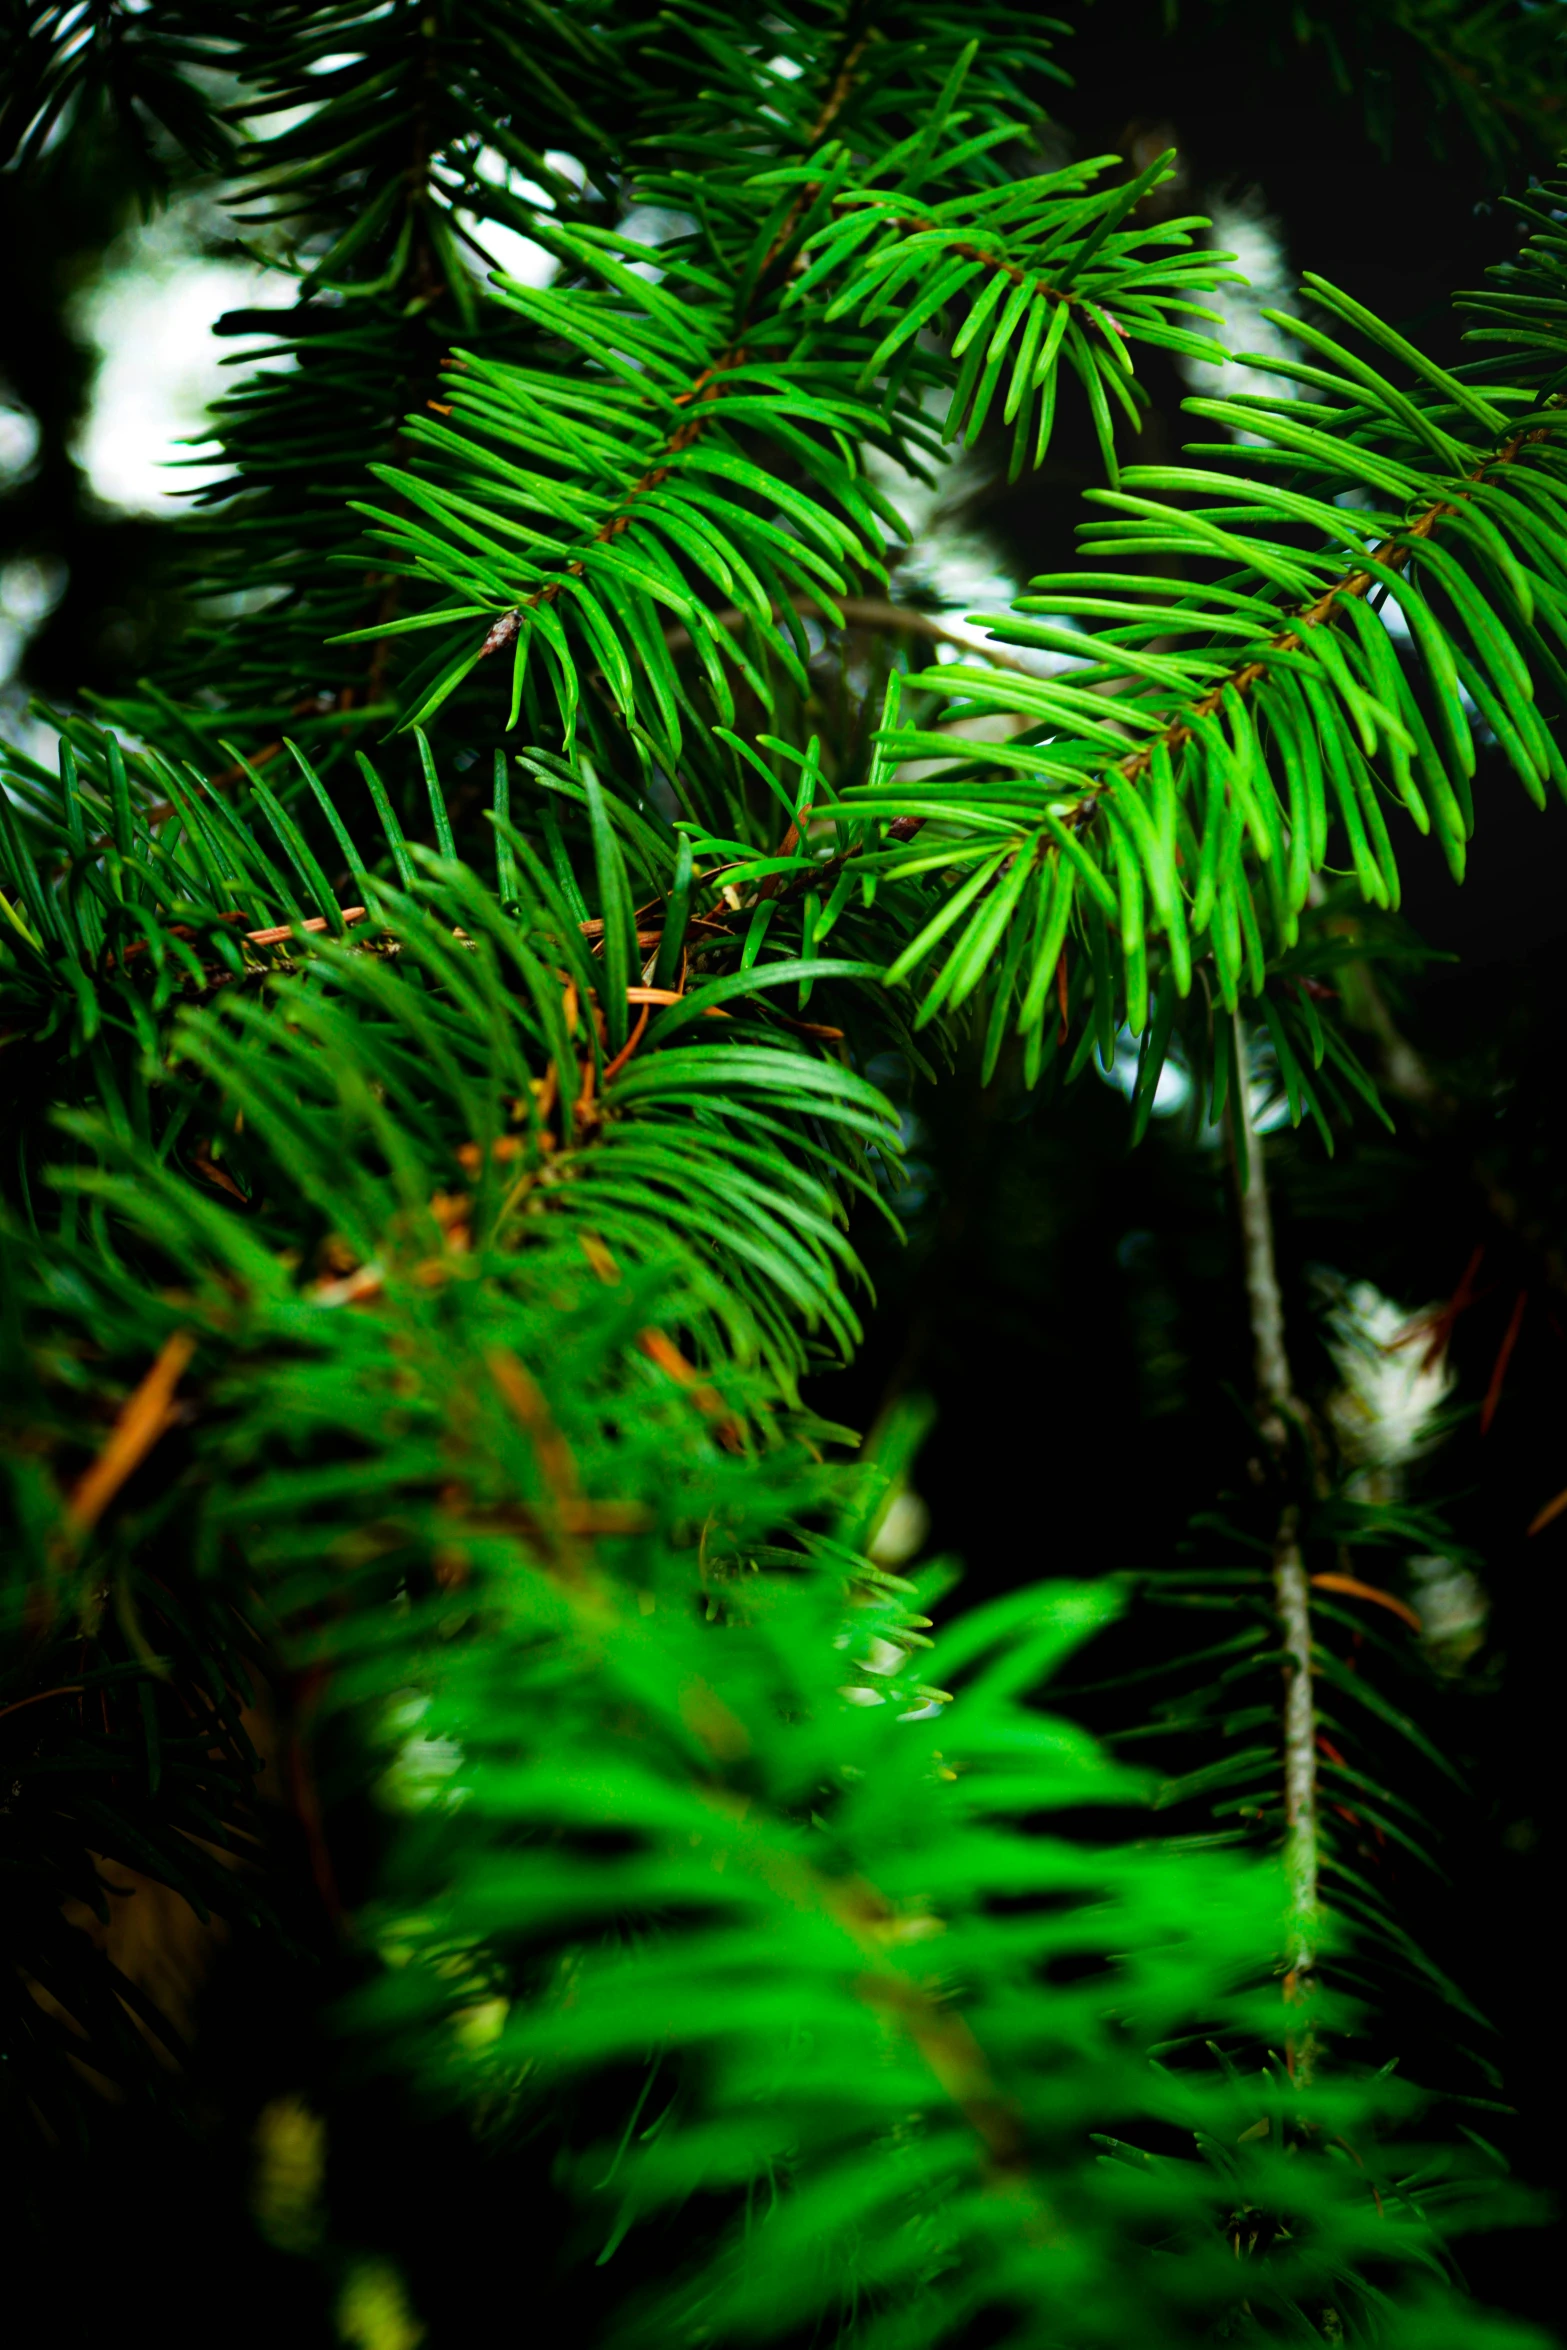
{"left": 3, "top": 18, "right": 1560, "bottom": 2337}
{"left": 859, "top": 203, "right": 1567, "bottom": 1102}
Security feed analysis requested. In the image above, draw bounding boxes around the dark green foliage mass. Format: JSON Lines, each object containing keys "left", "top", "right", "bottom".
{"left": 2, "top": 4, "right": 1563, "bottom": 2344}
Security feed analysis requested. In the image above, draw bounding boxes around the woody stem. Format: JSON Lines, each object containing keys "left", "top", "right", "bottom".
{"left": 1230, "top": 1019, "right": 1320, "bottom": 2081}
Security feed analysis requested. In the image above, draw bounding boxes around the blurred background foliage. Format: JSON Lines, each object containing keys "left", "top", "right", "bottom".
{"left": 2, "top": 0, "right": 1565, "bottom": 2342}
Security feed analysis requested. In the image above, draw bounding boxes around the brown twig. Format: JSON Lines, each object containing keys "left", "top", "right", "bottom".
{"left": 1309, "top": 1573, "right": 1422, "bottom": 1634}
{"left": 0, "top": 1683, "right": 86, "bottom": 1728}
{"left": 1385, "top": 1242, "right": 1487, "bottom": 1373}
{"left": 66, "top": 1333, "right": 196, "bottom": 1538}
{"left": 1479, "top": 1287, "right": 1528, "bottom": 1435}
{"left": 485, "top": 1348, "right": 581, "bottom": 1507}
{"left": 1526, "top": 1483, "right": 1567, "bottom": 1538}
{"left": 601, "top": 1001, "right": 651, "bottom": 1084}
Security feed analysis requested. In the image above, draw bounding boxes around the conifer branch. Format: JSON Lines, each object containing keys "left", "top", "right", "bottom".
{"left": 3, "top": 17, "right": 1556, "bottom": 2333}
{"left": 1110, "top": 415, "right": 1556, "bottom": 791}
{"left": 469, "top": 14, "right": 889, "bottom": 674}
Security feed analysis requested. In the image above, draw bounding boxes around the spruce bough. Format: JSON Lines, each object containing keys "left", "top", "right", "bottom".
{"left": 1, "top": 5, "right": 1559, "bottom": 2341}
